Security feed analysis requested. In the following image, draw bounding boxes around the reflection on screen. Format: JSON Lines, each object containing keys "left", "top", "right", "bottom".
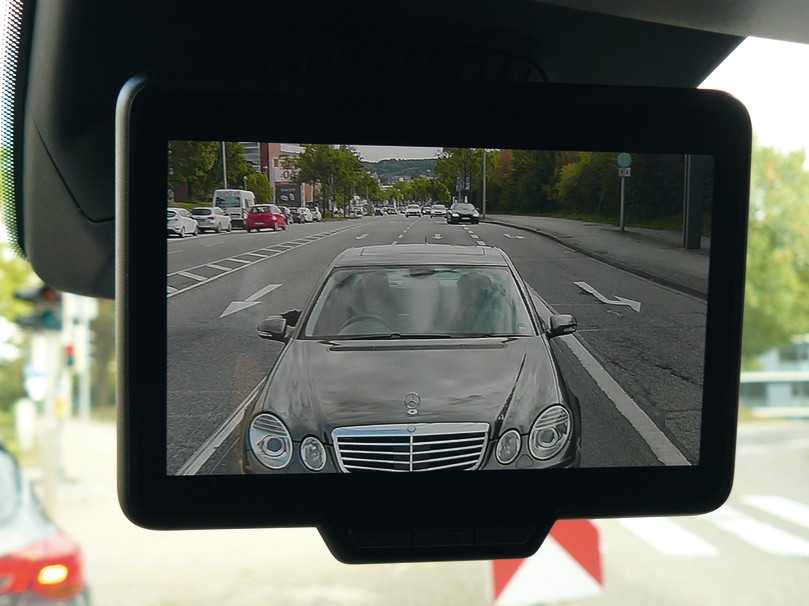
{"left": 166, "top": 142, "right": 712, "bottom": 475}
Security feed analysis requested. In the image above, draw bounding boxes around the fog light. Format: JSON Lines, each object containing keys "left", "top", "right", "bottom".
{"left": 495, "top": 429, "right": 521, "bottom": 464}
{"left": 301, "top": 436, "right": 327, "bottom": 471}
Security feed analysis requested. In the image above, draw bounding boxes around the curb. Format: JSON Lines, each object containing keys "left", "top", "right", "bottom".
{"left": 483, "top": 218, "right": 707, "bottom": 300}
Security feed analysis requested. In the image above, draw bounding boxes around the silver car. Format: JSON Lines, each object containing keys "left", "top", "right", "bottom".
{"left": 167, "top": 208, "right": 198, "bottom": 237}
{"left": 430, "top": 204, "right": 448, "bottom": 217}
{"left": 192, "top": 206, "right": 232, "bottom": 233}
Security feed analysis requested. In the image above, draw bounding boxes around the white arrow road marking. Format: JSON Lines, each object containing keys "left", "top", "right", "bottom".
{"left": 167, "top": 286, "right": 178, "bottom": 294}
{"left": 220, "top": 283, "right": 282, "bottom": 318}
{"left": 574, "top": 281, "right": 642, "bottom": 312}
{"left": 503, "top": 233, "right": 524, "bottom": 239}
{"left": 355, "top": 233, "right": 369, "bottom": 240}
{"left": 433, "top": 234, "right": 443, "bottom": 240}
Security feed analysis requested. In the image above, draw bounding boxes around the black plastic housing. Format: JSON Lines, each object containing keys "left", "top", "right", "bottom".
{"left": 116, "top": 78, "right": 751, "bottom": 563}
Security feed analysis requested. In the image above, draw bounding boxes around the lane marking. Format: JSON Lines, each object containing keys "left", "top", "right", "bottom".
{"left": 391, "top": 241, "right": 398, "bottom": 245}
{"left": 167, "top": 250, "right": 181, "bottom": 255}
{"left": 239, "top": 252, "right": 269, "bottom": 259}
{"left": 503, "top": 233, "right": 524, "bottom": 240}
{"left": 397, "top": 234, "right": 403, "bottom": 239}
{"left": 470, "top": 234, "right": 479, "bottom": 239}
{"left": 355, "top": 233, "right": 369, "bottom": 240}
{"left": 166, "top": 286, "right": 178, "bottom": 294}
{"left": 220, "top": 283, "right": 283, "bottom": 318}
{"left": 529, "top": 287, "right": 689, "bottom": 465}
{"left": 476, "top": 241, "right": 487, "bottom": 246}
{"left": 167, "top": 223, "right": 363, "bottom": 298}
{"left": 176, "top": 378, "right": 267, "bottom": 475}
{"left": 175, "top": 270, "right": 207, "bottom": 282}
{"left": 207, "top": 263, "right": 235, "bottom": 272}
{"left": 618, "top": 518, "right": 717, "bottom": 556}
{"left": 744, "top": 496, "right": 809, "bottom": 530}
{"left": 574, "top": 280, "right": 642, "bottom": 313}
{"left": 704, "top": 505, "right": 809, "bottom": 556}
{"left": 433, "top": 234, "right": 443, "bottom": 240}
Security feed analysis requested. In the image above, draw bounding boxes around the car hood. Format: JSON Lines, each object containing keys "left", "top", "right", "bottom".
{"left": 253, "top": 337, "right": 562, "bottom": 441}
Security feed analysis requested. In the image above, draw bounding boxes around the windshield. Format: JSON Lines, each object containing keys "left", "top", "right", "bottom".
{"left": 304, "top": 266, "right": 535, "bottom": 338}
{"left": 251, "top": 206, "right": 271, "bottom": 213}
{"left": 432, "top": 204, "right": 446, "bottom": 210}
{"left": 214, "top": 193, "right": 242, "bottom": 209}
{"left": 166, "top": 210, "right": 177, "bottom": 219}
{"left": 454, "top": 204, "right": 475, "bottom": 212}
{"left": 191, "top": 208, "right": 212, "bottom": 216}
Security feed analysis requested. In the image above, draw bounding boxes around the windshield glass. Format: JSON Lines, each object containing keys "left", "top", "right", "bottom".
{"left": 431, "top": 204, "right": 446, "bottom": 210}
{"left": 214, "top": 193, "right": 242, "bottom": 209}
{"left": 166, "top": 210, "right": 177, "bottom": 219}
{"left": 191, "top": 208, "right": 212, "bottom": 216}
{"left": 454, "top": 204, "right": 475, "bottom": 212}
{"left": 251, "top": 206, "right": 271, "bottom": 213}
{"left": 304, "top": 266, "right": 535, "bottom": 338}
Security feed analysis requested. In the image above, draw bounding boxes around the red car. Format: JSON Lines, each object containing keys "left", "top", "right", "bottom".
{"left": 245, "top": 204, "right": 287, "bottom": 232}
{"left": 0, "top": 446, "right": 88, "bottom": 605}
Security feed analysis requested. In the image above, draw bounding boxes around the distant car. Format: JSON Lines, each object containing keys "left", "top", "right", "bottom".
{"left": 374, "top": 208, "right": 384, "bottom": 216}
{"left": 167, "top": 208, "right": 198, "bottom": 237}
{"left": 447, "top": 202, "right": 480, "bottom": 224}
{"left": 405, "top": 204, "right": 422, "bottom": 217}
{"left": 191, "top": 206, "right": 232, "bottom": 233}
{"left": 280, "top": 206, "right": 293, "bottom": 223}
{"left": 422, "top": 206, "right": 432, "bottom": 216}
{"left": 430, "top": 204, "right": 448, "bottom": 217}
{"left": 246, "top": 204, "right": 288, "bottom": 232}
{"left": 0, "top": 445, "right": 89, "bottom": 604}
{"left": 309, "top": 207, "right": 323, "bottom": 222}
{"left": 242, "top": 244, "right": 580, "bottom": 474}
{"left": 296, "top": 207, "right": 314, "bottom": 223}
{"left": 347, "top": 211, "right": 360, "bottom": 219}
{"left": 385, "top": 208, "right": 397, "bottom": 215}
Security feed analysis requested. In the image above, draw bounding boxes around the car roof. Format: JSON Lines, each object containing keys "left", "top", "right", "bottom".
{"left": 332, "top": 244, "right": 509, "bottom": 267}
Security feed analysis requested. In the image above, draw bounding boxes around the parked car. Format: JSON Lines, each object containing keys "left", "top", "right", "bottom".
{"left": 309, "top": 207, "right": 323, "bottom": 222}
{"left": 0, "top": 445, "right": 89, "bottom": 604}
{"left": 430, "top": 204, "right": 448, "bottom": 217}
{"left": 374, "top": 207, "right": 384, "bottom": 216}
{"left": 167, "top": 208, "right": 198, "bottom": 237}
{"left": 212, "top": 188, "right": 255, "bottom": 229}
{"left": 191, "top": 206, "right": 232, "bottom": 233}
{"left": 280, "top": 206, "right": 293, "bottom": 223}
{"left": 299, "top": 207, "right": 314, "bottom": 222}
{"left": 447, "top": 202, "right": 480, "bottom": 224}
{"left": 243, "top": 244, "right": 580, "bottom": 474}
{"left": 422, "top": 206, "right": 432, "bottom": 216}
{"left": 245, "top": 204, "right": 288, "bottom": 232}
{"left": 405, "top": 204, "right": 422, "bottom": 217}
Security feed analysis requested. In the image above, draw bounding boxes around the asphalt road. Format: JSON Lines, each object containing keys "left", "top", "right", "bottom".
{"left": 166, "top": 215, "right": 705, "bottom": 475}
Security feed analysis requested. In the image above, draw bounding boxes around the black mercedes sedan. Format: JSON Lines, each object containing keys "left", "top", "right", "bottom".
{"left": 446, "top": 202, "right": 480, "bottom": 224}
{"left": 241, "top": 244, "right": 580, "bottom": 474}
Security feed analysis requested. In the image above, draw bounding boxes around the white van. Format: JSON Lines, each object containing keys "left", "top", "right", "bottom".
{"left": 212, "top": 189, "right": 255, "bottom": 229}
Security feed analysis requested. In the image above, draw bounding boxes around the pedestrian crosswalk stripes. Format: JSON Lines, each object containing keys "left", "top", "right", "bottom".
{"left": 744, "top": 495, "right": 809, "bottom": 530}
{"left": 618, "top": 517, "right": 717, "bottom": 556}
{"left": 600, "top": 496, "right": 809, "bottom": 559}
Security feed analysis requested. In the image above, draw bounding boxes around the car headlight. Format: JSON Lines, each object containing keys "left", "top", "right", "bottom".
{"left": 452, "top": 212, "right": 460, "bottom": 217}
{"left": 495, "top": 429, "right": 521, "bottom": 464}
{"left": 300, "top": 436, "right": 327, "bottom": 471}
{"left": 249, "top": 413, "right": 293, "bottom": 469}
{"left": 473, "top": 210, "right": 479, "bottom": 216}
{"left": 528, "top": 405, "right": 571, "bottom": 460}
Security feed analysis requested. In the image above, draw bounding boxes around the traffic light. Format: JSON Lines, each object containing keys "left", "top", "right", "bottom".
{"left": 14, "top": 284, "right": 62, "bottom": 331}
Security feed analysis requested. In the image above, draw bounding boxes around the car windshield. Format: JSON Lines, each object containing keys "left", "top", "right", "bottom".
{"left": 251, "top": 206, "right": 271, "bottom": 213}
{"left": 432, "top": 204, "right": 446, "bottom": 210}
{"left": 191, "top": 208, "right": 212, "bottom": 216}
{"left": 454, "top": 204, "right": 475, "bottom": 212}
{"left": 304, "top": 266, "right": 535, "bottom": 338}
{"left": 214, "top": 193, "right": 242, "bottom": 208}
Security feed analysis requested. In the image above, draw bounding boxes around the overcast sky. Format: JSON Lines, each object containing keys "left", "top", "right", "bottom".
{"left": 351, "top": 146, "right": 442, "bottom": 162}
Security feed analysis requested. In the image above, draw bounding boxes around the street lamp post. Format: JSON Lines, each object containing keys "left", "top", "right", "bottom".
{"left": 221, "top": 141, "right": 228, "bottom": 188}
{"left": 482, "top": 148, "right": 487, "bottom": 220}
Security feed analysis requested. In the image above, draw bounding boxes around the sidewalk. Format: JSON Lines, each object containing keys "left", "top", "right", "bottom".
{"left": 485, "top": 214, "right": 709, "bottom": 297}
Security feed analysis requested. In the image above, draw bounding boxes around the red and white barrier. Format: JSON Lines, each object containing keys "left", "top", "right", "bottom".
{"left": 492, "top": 520, "right": 602, "bottom": 605}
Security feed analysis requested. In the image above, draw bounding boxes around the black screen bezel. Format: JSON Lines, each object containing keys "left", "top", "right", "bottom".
{"left": 117, "top": 80, "right": 750, "bottom": 537}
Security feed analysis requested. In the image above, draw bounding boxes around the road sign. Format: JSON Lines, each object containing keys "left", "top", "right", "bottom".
{"left": 492, "top": 520, "right": 602, "bottom": 605}
{"left": 618, "top": 167, "right": 632, "bottom": 177}
{"left": 617, "top": 152, "right": 632, "bottom": 168}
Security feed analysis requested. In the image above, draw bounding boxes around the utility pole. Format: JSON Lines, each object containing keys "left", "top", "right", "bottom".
{"left": 482, "top": 148, "right": 487, "bottom": 219}
{"left": 221, "top": 141, "right": 228, "bottom": 188}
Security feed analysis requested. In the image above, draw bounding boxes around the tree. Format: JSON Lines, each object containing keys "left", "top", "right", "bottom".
{"left": 742, "top": 142, "right": 809, "bottom": 365}
{"left": 168, "top": 141, "right": 218, "bottom": 200}
{"left": 244, "top": 172, "right": 273, "bottom": 203}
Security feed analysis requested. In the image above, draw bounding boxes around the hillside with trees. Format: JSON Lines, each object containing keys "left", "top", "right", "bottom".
{"left": 362, "top": 158, "right": 436, "bottom": 185}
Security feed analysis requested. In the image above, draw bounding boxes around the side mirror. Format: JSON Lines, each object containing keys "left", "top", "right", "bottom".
{"left": 257, "top": 316, "right": 288, "bottom": 342}
{"left": 548, "top": 314, "right": 577, "bottom": 338}
{"left": 281, "top": 309, "right": 302, "bottom": 327}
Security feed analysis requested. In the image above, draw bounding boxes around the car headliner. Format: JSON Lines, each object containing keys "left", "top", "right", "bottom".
{"left": 332, "top": 244, "right": 509, "bottom": 267}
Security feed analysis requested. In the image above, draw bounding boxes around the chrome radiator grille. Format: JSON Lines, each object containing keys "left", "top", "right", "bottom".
{"left": 332, "top": 423, "right": 489, "bottom": 472}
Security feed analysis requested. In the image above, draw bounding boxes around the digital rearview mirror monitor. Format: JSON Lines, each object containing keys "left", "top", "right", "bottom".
{"left": 117, "top": 80, "right": 750, "bottom": 562}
